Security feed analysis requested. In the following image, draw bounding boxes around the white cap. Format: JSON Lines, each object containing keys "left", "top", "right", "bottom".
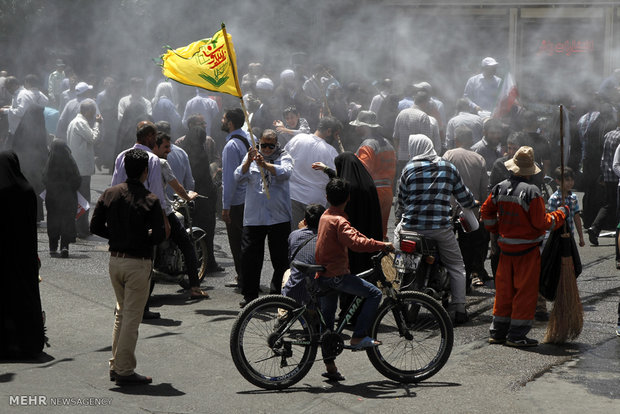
{"left": 280, "top": 69, "right": 295, "bottom": 82}
{"left": 481, "top": 57, "right": 498, "bottom": 67}
{"left": 75, "top": 81, "right": 93, "bottom": 95}
{"left": 255, "top": 78, "right": 274, "bottom": 91}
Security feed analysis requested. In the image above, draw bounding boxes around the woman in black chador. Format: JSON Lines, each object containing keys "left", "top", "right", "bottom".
{"left": 43, "top": 139, "right": 81, "bottom": 257}
{"left": 0, "top": 151, "right": 46, "bottom": 358}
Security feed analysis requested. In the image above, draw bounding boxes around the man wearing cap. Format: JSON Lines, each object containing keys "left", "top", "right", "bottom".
{"left": 67, "top": 99, "right": 103, "bottom": 239}
{"left": 251, "top": 78, "right": 278, "bottom": 135}
{"left": 182, "top": 88, "right": 220, "bottom": 138}
{"left": 56, "top": 81, "right": 99, "bottom": 140}
{"left": 353, "top": 111, "right": 396, "bottom": 239}
{"left": 48, "top": 59, "right": 65, "bottom": 108}
{"left": 463, "top": 57, "right": 502, "bottom": 114}
{"left": 481, "top": 146, "right": 568, "bottom": 347}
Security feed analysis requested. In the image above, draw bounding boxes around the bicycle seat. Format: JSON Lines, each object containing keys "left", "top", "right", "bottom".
{"left": 291, "top": 261, "right": 326, "bottom": 274}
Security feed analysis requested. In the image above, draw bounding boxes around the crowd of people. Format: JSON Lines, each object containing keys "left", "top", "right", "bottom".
{"left": 3, "top": 54, "right": 620, "bottom": 383}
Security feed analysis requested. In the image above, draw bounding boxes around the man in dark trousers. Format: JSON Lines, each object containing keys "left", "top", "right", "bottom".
{"left": 90, "top": 149, "right": 167, "bottom": 385}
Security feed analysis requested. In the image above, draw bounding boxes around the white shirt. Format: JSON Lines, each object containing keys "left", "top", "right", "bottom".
{"left": 5, "top": 87, "right": 35, "bottom": 134}
{"left": 67, "top": 113, "right": 100, "bottom": 176}
{"left": 284, "top": 133, "right": 338, "bottom": 206}
{"left": 117, "top": 95, "right": 152, "bottom": 121}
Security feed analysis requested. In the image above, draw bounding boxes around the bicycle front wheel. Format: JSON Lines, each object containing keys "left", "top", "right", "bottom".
{"left": 229, "top": 295, "right": 318, "bottom": 390}
{"left": 367, "top": 291, "right": 453, "bottom": 383}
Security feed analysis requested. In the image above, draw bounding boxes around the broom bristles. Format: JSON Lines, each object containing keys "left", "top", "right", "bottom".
{"left": 543, "top": 255, "right": 583, "bottom": 344}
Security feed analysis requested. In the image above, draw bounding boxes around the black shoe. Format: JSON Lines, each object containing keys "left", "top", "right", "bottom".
{"left": 239, "top": 298, "right": 249, "bottom": 308}
{"left": 142, "top": 310, "right": 161, "bottom": 320}
{"left": 60, "top": 248, "right": 69, "bottom": 258}
{"left": 450, "top": 310, "right": 469, "bottom": 325}
{"left": 207, "top": 264, "right": 225, "bottom": 273}
{"left": 488, "top": 337, "right": 506, "bottom": 345}
{"left": 115, "top": 372, "right": 152, "bottom": 386}
{"left": 505, "top": 337, "right": 538, "bottom": 347}
{"left": 109, "top": 370, "right": 116, "bottom": 381}
{"left": 587, "top": 228, "right": 599, "bottom": 246}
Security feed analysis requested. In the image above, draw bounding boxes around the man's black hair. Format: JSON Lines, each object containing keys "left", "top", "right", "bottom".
{"left": 225, "top": 108, "right": 245, "bottom": 129}
{"left": 155, "top": 120, "right": 171, "bottom": 135}
{"left": 304, "top": 204, "right": 326, "bottom": 229}
{"left": 155, "top": 131, "right": 171, "bottom": 147}
{"left": 283, "top": 105, "right": 299, "bottom": 116}
{"left": 317, "top": 116, "right": 342, "bottom": 134}
{"left": 483, "top": 118, "right": 503, "bottom": 134}
{"left": 325, "top": 177, "right": 350, "bottom": 206}
{"left": 136, "top": 121, "right": 157, "bottom": 144}
{"left": 124, "top": 149, "right": 149, "bottom": 180}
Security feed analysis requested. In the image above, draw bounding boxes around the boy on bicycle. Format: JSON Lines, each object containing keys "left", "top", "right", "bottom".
{"left": 315, "top": 178, "right": 393, "bottom": 358}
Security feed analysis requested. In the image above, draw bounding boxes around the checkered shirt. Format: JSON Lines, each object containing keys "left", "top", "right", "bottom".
{"left": 601, "top": 128, "right": 620, "bottom": 182}
{"left": 548, "top": 190, "right": 580, "bottom": 234}
{"left": 398, "top": 159, "right": 475, "bottom": 230}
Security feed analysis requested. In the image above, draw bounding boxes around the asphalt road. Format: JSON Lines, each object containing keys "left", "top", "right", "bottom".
{"left": 1, "top": 170, "right": 619, "bottom": 414}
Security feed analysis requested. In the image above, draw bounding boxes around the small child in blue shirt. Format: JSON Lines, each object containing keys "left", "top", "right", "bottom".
{"left": 547, "top": 166, "right": 585, "bottom": 247}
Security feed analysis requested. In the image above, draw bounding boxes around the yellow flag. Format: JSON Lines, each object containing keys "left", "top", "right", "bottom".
{"left": 161, "top": 29, "right": 241, "bottom": 97}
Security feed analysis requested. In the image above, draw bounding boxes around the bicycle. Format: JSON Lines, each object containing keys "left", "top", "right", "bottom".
{"left": 229, "top": 251, "right": 454, "bottom": 390}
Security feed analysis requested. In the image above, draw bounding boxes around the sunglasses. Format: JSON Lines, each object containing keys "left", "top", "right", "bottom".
{"left": 258, "top": 143, "right": 276, "bottom": 149}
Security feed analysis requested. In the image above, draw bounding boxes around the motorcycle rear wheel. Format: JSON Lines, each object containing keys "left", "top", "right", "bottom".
{"left": 194, "top": 238, "right": 208, "bottom": 283}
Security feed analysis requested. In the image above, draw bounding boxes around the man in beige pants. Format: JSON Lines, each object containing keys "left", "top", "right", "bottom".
{"left": 90, "top": 147, "right": 167, "bottom": 385}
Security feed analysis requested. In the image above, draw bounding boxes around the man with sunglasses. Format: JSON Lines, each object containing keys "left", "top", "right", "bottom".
{"left": 234, "top": 129, "right": 294, "bottom": 307}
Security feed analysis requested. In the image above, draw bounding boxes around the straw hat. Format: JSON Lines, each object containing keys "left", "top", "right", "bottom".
{"left": 504, "top": 146, "right": 541, "bottom": 176}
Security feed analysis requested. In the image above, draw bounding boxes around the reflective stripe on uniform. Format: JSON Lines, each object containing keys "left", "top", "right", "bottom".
{"left": 498, "top": 234, "right": 545, "bottom": 245}
{"left": 497, "top": 194, "right": 530, "bottom": 212}
{"left": 483, "top": 218, "right": 497, "bottom": 226}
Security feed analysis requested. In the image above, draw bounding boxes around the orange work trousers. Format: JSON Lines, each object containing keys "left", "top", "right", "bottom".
{"left": 493, "top": 247, "right": 540, "bottom": 322}
{"left": 377, "top": 186, "right": 393, "bottom": 240}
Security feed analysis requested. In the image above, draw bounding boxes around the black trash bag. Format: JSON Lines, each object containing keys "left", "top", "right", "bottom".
{"left": 540, "top": 228, "right": 582, "bottom": 301}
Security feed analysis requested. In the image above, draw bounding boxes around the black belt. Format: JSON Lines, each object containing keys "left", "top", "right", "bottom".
{"left": 110, "top": 251, "right": 151, "bottom": 260}
{"left": 500, "top": 244, "right": 539, "bottom": 257}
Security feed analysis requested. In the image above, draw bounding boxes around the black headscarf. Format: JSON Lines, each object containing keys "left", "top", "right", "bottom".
{"left": 334, "top": 152, "right": 383, "bottom": 273}
{"left": 0, "top": 151, "right": 45, "bottom": 357}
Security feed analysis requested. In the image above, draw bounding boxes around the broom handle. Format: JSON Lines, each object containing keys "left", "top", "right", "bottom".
{"left": 559, "top": 105, "right": 567, "bottom": 233}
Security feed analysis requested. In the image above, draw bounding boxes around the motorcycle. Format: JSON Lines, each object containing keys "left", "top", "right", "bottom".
{"left": 152, "top": 196, "right": 208, "bottom": 288}
{"left": 393, "top": 205, "right": 479, "bottom": 309}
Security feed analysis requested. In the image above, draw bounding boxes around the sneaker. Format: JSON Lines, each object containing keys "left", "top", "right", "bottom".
{"left": 505, "top": 337, "right": 538, "bottom": 347}
{"left": 60, "top": 248, "right": 69, "bottom": 258}
{"left": 587, "top": 228, "right": 599, "bottom": 246}
{"left": 616, "top": 325, "right": 620, "bottom": 337}
{"left": 488, "top": 337, "right": 506, "bottom": 345}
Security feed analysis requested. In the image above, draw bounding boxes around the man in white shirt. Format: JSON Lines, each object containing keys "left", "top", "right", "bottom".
{"left": 284, "top": 116, "right": 340, "bottom": 230}
{"left": 67, "top": 99, "right": 102, "bottom": 238}
{"left": 117, "top": 77, "right": 151, "bottom": 121}
{"left": 0, "top": 76, "right": 35, "bottom": 136}
{"left": 463, "top": 57, "right": 502, "bottom": 114}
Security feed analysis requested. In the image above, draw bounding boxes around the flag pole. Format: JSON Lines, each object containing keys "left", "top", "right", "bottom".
{"left": 221, "top": 22, "right": 270, "bottom": 198}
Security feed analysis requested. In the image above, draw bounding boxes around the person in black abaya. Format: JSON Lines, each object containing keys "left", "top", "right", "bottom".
{"left": 313, "top": 152, "right": 383, "bottom": 321}
{"left": 43, "top": 139, "right": 81, "bottom": 257}
{"left": 184, "top": 125, "right": 220, "bottom": 272}
{"left": 11, "top": 104, "right": 49, "bottom": 223}
{"left": 0, "top": 151, "right": 45, "bottom": 358}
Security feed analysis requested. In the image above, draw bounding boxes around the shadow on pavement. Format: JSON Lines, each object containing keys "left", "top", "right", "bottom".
{"left": 195, "top": 308, "right": 239, "bottom": 322}
{"left": 237, "top": 379, "right": 459, "bottom": 399}
{"left": 0, "top": 373, "right": 15, "bottom": 383}
{"left": 0, "top": 352, "right": 55, "bottom": 364}
{"left": 110, "top": 382, "right": 185, "bottom": 396}
{"left": 140, "top": 318, "right": 182, "bottom": 327}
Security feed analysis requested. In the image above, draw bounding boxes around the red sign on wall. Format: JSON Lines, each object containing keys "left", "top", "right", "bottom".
{"left": 536, "top": 40, "right": 594, "bottom": 56}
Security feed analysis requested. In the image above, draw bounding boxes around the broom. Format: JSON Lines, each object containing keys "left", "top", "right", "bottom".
{"left": 543, "top": 104, "right": 584, "bottom": 344}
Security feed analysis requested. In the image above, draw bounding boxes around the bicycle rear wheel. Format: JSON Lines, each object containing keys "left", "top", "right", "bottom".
{"left": 229, "top": 295, "right": 318, "bottom": 390}
{"left": 367, "top": 291, "right": 453, "bottom": 383}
